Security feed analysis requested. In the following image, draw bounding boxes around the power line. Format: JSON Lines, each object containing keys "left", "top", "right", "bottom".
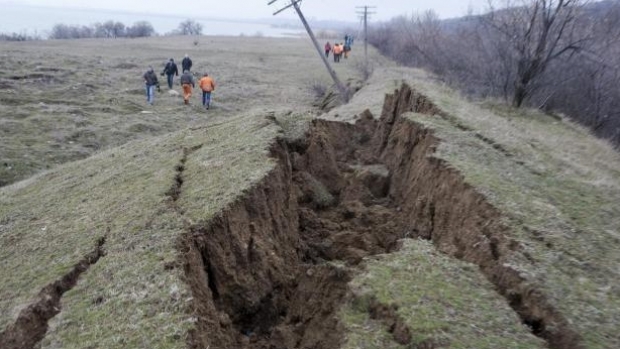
{"left": 269, "top": 0, "right": 349, "bottom": 102}
{"left": 355, "top": 6, "right": 376, "bottom": 64}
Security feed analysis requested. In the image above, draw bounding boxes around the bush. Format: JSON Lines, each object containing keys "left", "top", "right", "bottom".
{"left": 49, "top": 20, "right": 155, "bottom": 39}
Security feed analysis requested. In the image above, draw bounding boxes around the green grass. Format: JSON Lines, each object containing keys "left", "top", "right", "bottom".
{"left": 342, "top": 240, "right": 546, "bottom": 349}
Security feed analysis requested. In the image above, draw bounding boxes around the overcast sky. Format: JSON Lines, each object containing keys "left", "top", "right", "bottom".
{"left": 5, "top": 0, "right": 491, "bottom": 21}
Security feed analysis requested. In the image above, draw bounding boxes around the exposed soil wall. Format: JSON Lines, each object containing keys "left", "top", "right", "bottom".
{"left": 180, "top": 118, "right": 414, "bottom": 348}
{"left": 374, "top": 84, "right": 582, "bottom": 349}
{"left": 3, "top": 84, "right": 582, "bottom": 348}
{"left": 177, "top": 83, "right": 582, "bottom": 349}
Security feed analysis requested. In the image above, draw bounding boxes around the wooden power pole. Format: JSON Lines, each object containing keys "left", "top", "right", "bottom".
{"left": 355, "top": 6, "right": 376, "bottom": 65}
{"left": 270, "top": 0, "right": 349, "bottom": 102}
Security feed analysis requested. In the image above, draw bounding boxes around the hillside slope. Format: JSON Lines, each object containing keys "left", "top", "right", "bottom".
{"left": 326, "top": 68, "right": 620, "bottom": 349}
{"left": 1, "top": 41, "right": 620, "bottom": 349}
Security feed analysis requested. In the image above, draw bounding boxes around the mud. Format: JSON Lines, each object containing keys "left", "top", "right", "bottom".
{"left": 181, "top": 83, "right": 582, "bottom": 349}
{"left": 0, "top": 237, "right": 106, "bottom": 349}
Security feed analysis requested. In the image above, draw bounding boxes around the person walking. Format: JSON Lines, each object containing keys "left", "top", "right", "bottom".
{"left": 198, "top": 72, "right": 216, "bottom": 110}
{"left": 162, "top": 58, "right": 178, "bottom": 89}
{"left": 182, "top": 54, "right": 193, "bottom": 72}
{"left": 143, "top": 66, "right": 159, "bottom": 105}
{"left": 344, "top": 43, "right": 351, "bottom": 59}
{"left": 180, "top": 70, "right": 195, "bottom": 105}
{"left": 333, "top": 43, "right": 342, "bottom": 63}
{"left": 339, "top": 42, "right": 347, "bottom": 60}
{"left": 324, "top": 41, "right": 331, "bottom": 58}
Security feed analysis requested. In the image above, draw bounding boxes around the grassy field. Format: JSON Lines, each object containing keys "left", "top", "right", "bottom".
{"left": 0, "top": 112, "right": 288, "bottom": 348}
{"left": 0, "top": 35, "right": 388, "bottom": 348}
{"left": 1, "top": 36, "right": 620, "bottom": 349}
{"left": 0, "top": 35, "right": 387, "bottom": 186}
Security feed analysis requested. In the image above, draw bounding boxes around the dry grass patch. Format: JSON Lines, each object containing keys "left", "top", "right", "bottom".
{"left": 0, "top": 36, "right": 372, "bottom": 186}
{"left": 0, "top": 111, "right": 297, "bottom": 349}
{"left": 324, "top": 66, "right": 620, "bottom": 348}
{"left": 342, "top": 240, "right": 546, "bottom": 349}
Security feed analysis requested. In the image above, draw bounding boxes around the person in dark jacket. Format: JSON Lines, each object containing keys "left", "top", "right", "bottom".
{"left": 181, "top": 54, "right": 193, "bottom": 72}
{"left": 143, "top": 66, "right": 159, "bottom": 105}
{"left": 180, "top": 70, "right": 195, "bottom": 105}
{"left": 162, "top": 58, "right": 178, "bottom": 89}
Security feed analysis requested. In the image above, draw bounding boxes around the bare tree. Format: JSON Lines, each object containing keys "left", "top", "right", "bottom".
{"left": 485, "top": 0, "right": 589, "bottom": 107}
{"left": 126, "top": 21, "right": 155, "bottom": 38}
{"left": 112, "top": 22, "right": 125, "bottom": 38}
{"left": 178, "top": 19, "right": 203, "bottom": 36}
{"left": 368, "top": 0, "right": 620, "bottom": 145}
{"left": 49, "top": 20, "right": 154, "bottom": 39}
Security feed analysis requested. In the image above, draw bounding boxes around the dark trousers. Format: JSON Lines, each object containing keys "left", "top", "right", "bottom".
{"left": 166, "top": 74, "right": 174, "bottom": 88}
{"left": 202, "top": 91, "right": 212, "bottom": 107}
{"left": 325, "top": 50, "right": 330, "bottom": 58}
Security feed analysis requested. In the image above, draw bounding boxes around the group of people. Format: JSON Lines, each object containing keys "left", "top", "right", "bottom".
{"left": 324, "top": 34, "right": 354, "bottom": 63}
{"left": 142, "top": 53, "right": 216, "bottom": 110}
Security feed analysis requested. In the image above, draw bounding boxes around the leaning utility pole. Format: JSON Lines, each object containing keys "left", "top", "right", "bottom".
{"left": 355, "top": 6, "right": 376, "bottom": 64}
{"left": 270, "top": 0, "right": 349, "bottom": 102}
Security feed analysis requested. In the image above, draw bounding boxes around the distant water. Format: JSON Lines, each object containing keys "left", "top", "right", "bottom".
{"left": 0, "top": 4, "right": 304, "bottom": 38}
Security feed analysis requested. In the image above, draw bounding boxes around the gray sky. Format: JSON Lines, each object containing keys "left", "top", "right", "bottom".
{"left": 6, "top": 0, "right": 490, "bottom": 21}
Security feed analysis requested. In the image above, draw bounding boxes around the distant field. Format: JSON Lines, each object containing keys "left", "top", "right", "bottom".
{"left": 0, "top": 35, "right": 385, "bottom": 186}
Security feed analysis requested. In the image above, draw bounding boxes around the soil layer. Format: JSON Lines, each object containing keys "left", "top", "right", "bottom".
{"left": 180, "top": 84, "right": 579, "bottom": 348}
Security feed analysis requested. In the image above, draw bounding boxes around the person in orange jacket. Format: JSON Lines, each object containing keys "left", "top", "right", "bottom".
{"left": 333, "top": 43, "right": 342, "bottom": 63}
{"left": 198, "top": 72, "right": 216, "bottom": 110}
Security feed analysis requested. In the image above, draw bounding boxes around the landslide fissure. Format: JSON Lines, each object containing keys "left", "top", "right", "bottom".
{"left": 181, "top": 115, "right": 413, "bottom": 349}
{"left": 180, "top": 83, "right": 580, "bottom": 349}
{"left": 0, "top": 237, "right": 107, "bottom": 349}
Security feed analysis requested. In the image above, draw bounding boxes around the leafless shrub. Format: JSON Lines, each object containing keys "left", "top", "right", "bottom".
{"left": 306, "top": 79, "right": 328, "bottom": 100}
{"left": 368, "top": 0, "right": 620, "bottom": 146}
{"left": 177, "top": 19, "right": 203, "bottom": 36}
{"left": 49, "top": 20, "right": 154, "bottom": 39}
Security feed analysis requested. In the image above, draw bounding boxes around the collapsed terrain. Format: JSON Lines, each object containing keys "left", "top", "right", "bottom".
{"left": 181, "top": 85, "right": 548, "bottom": 349}
{"left": 2, "top": 37, "right": 620, "bottom": 349}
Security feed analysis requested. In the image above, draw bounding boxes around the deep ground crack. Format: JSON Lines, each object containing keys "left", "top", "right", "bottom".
{"left": 180, "top": 84, "right": 580, "bottom": 349}
{"left": 0, "top": 236, "right": 107, "bottom": 349}
{"left": 166, "top": 144, "right": 203, "bottom": 204}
